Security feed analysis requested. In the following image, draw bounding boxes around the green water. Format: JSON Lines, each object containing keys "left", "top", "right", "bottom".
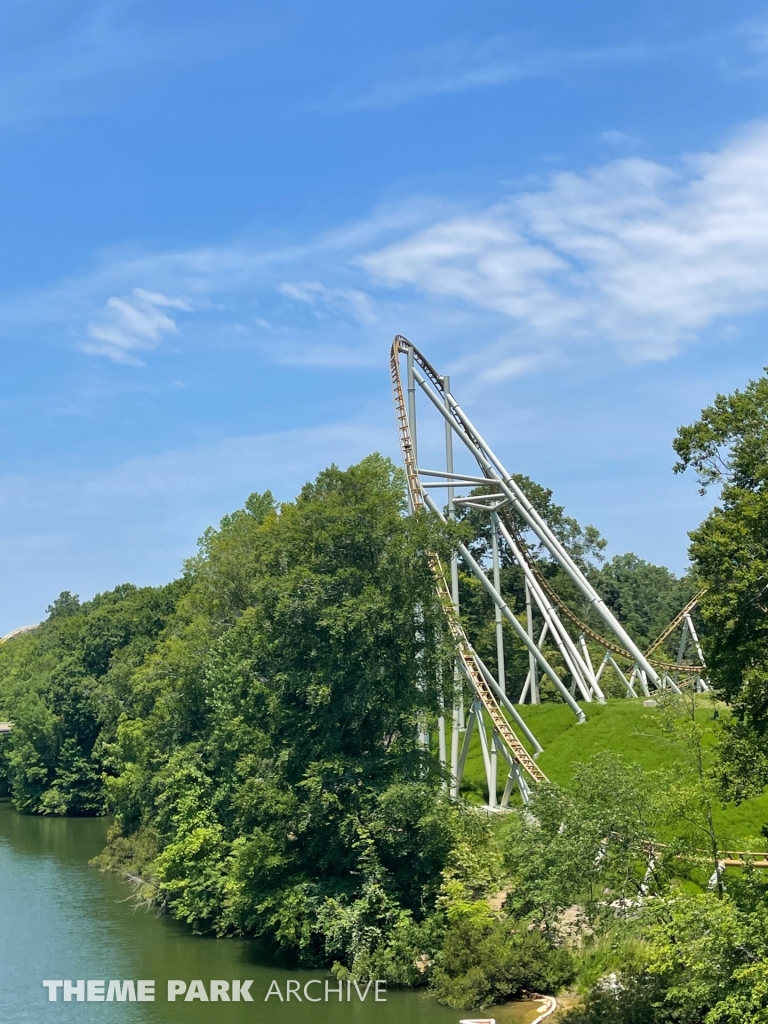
{"left": 0, "top": 803, "right": 465, "bottom": 1024}
{"left": 0, "top": 803, "right": 541, "bottom": 1024}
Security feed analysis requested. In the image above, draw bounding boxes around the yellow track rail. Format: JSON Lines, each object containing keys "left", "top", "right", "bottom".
{"left": 645, "top": 591, "right": 705, "bottom": 659}
{"left": 389, "top": 334, "right": 704, "bottom": 679}
{"left": 391, "top": 337, "right": 547, "bottom": 785}
{"left": 497, "top": 509, "right": 704, "bottom": 676}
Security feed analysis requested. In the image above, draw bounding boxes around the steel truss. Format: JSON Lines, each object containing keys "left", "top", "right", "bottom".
{"left": 391, "top": 336, "right": 707, "bottom": 807}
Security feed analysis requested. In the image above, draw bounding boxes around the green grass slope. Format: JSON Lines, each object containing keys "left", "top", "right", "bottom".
{"left": 458, "top": 697, "right": 768, "bottom": 847}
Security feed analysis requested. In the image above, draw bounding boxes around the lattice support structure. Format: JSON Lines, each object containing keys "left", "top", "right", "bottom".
{"left": 391, "top": 335, "right": 706, "bottom": 806}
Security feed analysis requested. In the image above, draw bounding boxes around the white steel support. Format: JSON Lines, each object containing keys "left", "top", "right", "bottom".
{"left": 411, "top": 363, "right": 663, "bottom": 688}
{"left": 455, "top": 702, "right": 477, "bottom": 791}
{"left": 499, "top": 747, "right": 531, "bottom": 806}
{"left": 679, "top": 614, "right": 708, "bottom": 692}
{"left": 494, "top": 515, "right": 603, "bottom": 703}
{"left": 437, "top": 684, "right": 447, "bottom": 782}
{"left": 444, "top": 373, "right": 463, "bottom": 788}
{"left": 608, "top": 654, "right": 636, "bottom": 697}
{"left": 406, "top": 346, "right": 418, "bottom": 467}
{"left": 519, "top": 621, "right": 549, "bottom": 704}
{"left": 579, "top": 635, "right": 596, "bottom": 688}
{"left": 630, "top": 666, "right": 650, "bottom": 698}
{"left": 654, "top": 665, "right": 680, "bottom": 695}
{"left": 475, "top": 703, "right": 493, "bottom": 803}
{"left": 676, "top": 619, "right": 689, "bottom": 661}
{"left": 525, "top": 578, "right": 539, "bottom": 704}
{"left": 489, "top": 733, "right": 499, "bottom": 809}
{"left": 421, "top": 490, "right": 586, "bottom": 722}
{"left": 491, "top": 514, "right": 506, "bottom": 694}
{"left": 501, "top": 771, "right": 517, "bottom": 808}
{"left": 595, "top": 651, "right": 608, "bottom": 684}
{"left": 685, "top": 615, "right": 707, "bottom": 677}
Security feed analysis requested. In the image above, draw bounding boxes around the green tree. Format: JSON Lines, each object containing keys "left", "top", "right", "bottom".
{"left": 101, "top": 455, "right": 460, "bottom": 962}
{"left": 673, "top": 370, "right": 768, "bottom": 709}
{"left": 430, "top": 906, "right": 572, "bottom": 1011}
{"left": 673, "top": 368, "right": 768, "bottom": 794}
{"left": 503, "top": 753, "right": 667, "bottom": 928}
{"left": 647, "top": 890, "right": 768, "bottom": 1022}
{"left": 653, "top": 692, "right": 726, "bottom": 897}
{"left": 0, "top": 582, "right": 182, "bottom": 813}
{"left": 595, "top": 555, "right": 698, "bottom": 653}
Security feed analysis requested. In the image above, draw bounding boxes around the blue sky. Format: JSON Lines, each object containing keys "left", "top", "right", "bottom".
{"left": 2, "top": 0, "right": 768, "bottom": 631}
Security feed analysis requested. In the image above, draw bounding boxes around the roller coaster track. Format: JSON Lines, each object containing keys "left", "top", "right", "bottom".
{"left": 391, "top": 335, "right": 704, "bottom": 681}
{"left": 495, "top": 511, "right": 705, "bottom": 676}
{"left": 645, "top": 591, "right": 705, "bottom": 659}
{"left": 391, "top": 339, "right": 548, "bottom": 785}
{"left": 0, "top": 624, "right": 38, "bottom": 644}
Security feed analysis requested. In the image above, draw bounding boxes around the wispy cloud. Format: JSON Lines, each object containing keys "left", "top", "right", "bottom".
{"left": 719, "top": 21, "right": 768, "bottom": 79}
{"left": 279, "top": 280, "right": 377, "bottom": 323}
{"left": 358, "top": 120, "right": 768, "bottom": 360}
{"left": 0, "top": 0, "right": 252, "bottom": 124}
{"left": 324, "top": 33, "right": 659, "bottom": 113}
{"left": 599, "top": 129, "right": 643, "bottom": 148}
{"left": 323, "top": 22, "right": 768, "bottom": 114}
{"left": 7, "top": 120, "right": 768, "bottom": 375}
{"left": 83, "top": 288, "right": 190, "bottom": 363}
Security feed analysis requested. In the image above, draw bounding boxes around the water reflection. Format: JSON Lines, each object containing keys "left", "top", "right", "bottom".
{"left": 0, "top": 803, "right": 539, "bottom": 1024}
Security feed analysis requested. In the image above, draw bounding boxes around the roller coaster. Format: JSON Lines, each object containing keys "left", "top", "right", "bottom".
{"left": 391, "top": 335, "right": 707, "bottom": 807}
{"left": 0, "top": 349, "right": 707, "bottom": 804}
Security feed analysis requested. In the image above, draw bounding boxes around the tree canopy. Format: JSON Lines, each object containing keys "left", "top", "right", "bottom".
{"left": 673, "top": 368, "right": 768, "bottom": 803}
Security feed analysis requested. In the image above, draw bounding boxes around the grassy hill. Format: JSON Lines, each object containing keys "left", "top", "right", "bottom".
{"left": 459, "top": 696, "right": 768, "bottom": 847}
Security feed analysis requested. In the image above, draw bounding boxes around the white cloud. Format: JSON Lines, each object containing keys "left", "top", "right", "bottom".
{"left": 7, "top": 121, "right": 768, "bottom": 374}
{"left": 326, "top": 33, "right": 659, "bottom": 113}
{"left": 0, "top": 1, "right": 255, "bottom": 124}
{"left": 84, "top": 288, "right": 190, "bottom": 362}
{"left": 279, "top": 280, "right": 377, "bottom": 323}
{"left": 333, "top": 34, "right": 540, "bottom": 111}
{"left": 479, "top": 354, "right": 547, "bottom": 382}
{"left": 599, "top": 130, "right": 642, "bottom": 147}
{"left": 359, "top": 120, "right": 768, "bottom": 359}
{"left": 720, "top": 21, "right": 768, "bottom": 79}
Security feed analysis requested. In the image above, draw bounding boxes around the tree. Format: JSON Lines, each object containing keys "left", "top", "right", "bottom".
{"left": 653, "top": 692, "right": 726, "bottom": 897}
{"left": 673, "top": 369, "right": 768, "bottom": 712}
{"left": 99, "top": 455, "right": 462, "bottom": 961}
{"left": 430, "top": 910, "right": 572, "bottom": 1011}
{"left": 673, "top": 369, "right": 768, "bottom": 796}
{"left": 503, "top": 753, "right": 666, "bottom": 928}
{"left": 595, "top": 555, "right": 698, "bottom": 653}
{"left": 644, "top": 880, "right": 768, "bottom": 1024}
{"left": 0, "top": 583, "right": 182, "bottom": 813}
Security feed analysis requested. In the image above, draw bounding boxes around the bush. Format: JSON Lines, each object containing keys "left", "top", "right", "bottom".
{"left": 430, "top": 906, "right": 573, "bottom": 1010}
{"left": 562, "top": 970, "right": 661, "bottom": 1024}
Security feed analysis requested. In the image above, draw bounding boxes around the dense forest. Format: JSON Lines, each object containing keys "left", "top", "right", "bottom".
{"left": 1, "top": 368, "right": 768, "bottom": 1022}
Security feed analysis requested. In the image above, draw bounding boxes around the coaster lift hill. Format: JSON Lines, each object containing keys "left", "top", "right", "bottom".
{"left": 390, "top": 335, "right": 706, "bottom": 808}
